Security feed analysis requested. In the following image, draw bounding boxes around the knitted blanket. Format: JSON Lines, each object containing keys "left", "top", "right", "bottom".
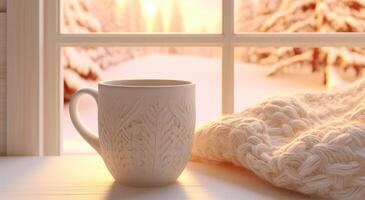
{"left": 192, "top": 79, "right": 365, "bottom": 200}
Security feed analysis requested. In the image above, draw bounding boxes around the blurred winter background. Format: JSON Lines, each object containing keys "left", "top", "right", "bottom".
{"left": 62, "top": 0, "right": 365, "bottom": 154}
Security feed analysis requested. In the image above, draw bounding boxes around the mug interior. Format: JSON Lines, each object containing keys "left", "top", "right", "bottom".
{"left": 99, "top": 79, "right": 193, "bottom": 88}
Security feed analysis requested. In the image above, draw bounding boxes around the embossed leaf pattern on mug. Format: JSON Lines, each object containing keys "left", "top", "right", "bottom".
{"left": 99, "top": 96, "right": 194, "bottom": 178}
{"left": 99, "top": 97, "right": 142, "bottom": 175}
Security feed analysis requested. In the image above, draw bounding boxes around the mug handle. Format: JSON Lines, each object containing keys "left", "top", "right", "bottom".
{"left": 69, "top": 88, "right": 101, "bottom": 153}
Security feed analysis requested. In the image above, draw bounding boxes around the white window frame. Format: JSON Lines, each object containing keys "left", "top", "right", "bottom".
{"left": 7, "top": 0, "right": 365, "bottom": 155}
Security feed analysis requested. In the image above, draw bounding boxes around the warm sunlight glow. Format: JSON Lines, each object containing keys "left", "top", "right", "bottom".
{"left": 142, "top": 0, "right": 159, "bottom": 31}
{"left": 114, "top": 0, "right": 126, "bottom": 8}
{"left": 143, "top": 1, "right": 158, "bottom": 18}
{"left": 110, "top": 0, "right": 221, "bottom": 33}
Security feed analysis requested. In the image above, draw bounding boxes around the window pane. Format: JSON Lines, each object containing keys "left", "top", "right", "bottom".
{"left": 235, "top": 47, "right": 364, "bottom": 111}
{"left": 62, "top": 46, "right": 222, "bottom": 154}
{"left": 61, "top": 0, "right": 221, "bottom": 33}
{"left": 235, "top": 0, "right": 365, "bottom": 33}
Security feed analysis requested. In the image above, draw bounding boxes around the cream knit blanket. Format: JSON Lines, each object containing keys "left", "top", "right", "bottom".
{"left": 192, "top": 79, "right": 365, "bottom": 200}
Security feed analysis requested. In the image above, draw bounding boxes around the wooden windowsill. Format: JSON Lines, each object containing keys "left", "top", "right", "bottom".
{"left": 0, "top": 156, "right": 318, "bottom": 200}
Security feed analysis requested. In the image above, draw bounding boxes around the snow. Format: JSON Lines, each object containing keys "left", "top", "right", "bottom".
{"left": 63, "top": 54, "right": 326, "bottom": 154}
{"left": 235, "top": 62, "right": 325, "bottom": 111}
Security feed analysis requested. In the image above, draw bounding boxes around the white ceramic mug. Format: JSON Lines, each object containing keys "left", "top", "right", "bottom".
{"left": 69, "top": 79, "right": 195, "bottom": 187}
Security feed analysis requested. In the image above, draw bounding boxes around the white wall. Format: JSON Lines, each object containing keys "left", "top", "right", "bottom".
{"left": 0, "top": 1, "right": 6, "bottom": 155}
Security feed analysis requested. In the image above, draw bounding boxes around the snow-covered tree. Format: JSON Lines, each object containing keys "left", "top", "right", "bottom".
{"left": 168, "top": 0, "right": 184, "bottom": 53}
{"left": 153, "top": 8, "right": 164, "bottom": 32}
{"left": 87, "top": 0, "right": 118, "bottom": 32}
{"left": 62, "top": 0, "right": 103, "bottom": 100}
{"left": 129, "top": 0, "right": 146, "bottom": 32}
{"left": 236, "top": 0, "right": 365, "bottom": 87}
{"left": 169, "top": 0, "right": 184, "bottom": 32}
{"left": 62, "top": 0, "right": 133, "bottom": 101}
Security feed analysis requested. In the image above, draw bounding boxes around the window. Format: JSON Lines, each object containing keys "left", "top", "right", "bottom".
{"left": 39, "top": 0, "right": 365, "bottom": 155}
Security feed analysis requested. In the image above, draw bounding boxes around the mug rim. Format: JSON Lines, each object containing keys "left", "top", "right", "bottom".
{"left": 99, "top": 79, "right": 194, "bottom": 88}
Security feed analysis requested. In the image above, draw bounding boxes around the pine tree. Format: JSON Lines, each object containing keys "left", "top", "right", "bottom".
{"left": 114, "top": 1, "right": 132, "bottom": 32}
{"left": 130, "top": 0, "right": 146, "bottom": 32}
{"left": 88, "top": 0, "right": 117, "bottom": 32}
{"left": 62, "top": 0, "right": 103, "bottom": 101}
{"left": 62, "top": 0, "right": 135, "bottom": 101}
{"left": 169, "top": 0, "right": 184, "bottom": 53}
{"left": 153, "top": 8, "right": 164, "bottom": 32}
{"left": 169, "top": 0, "right": 184, "bottom": 32}
{"left": 236, "top": 0, "right": 365, "bottom": 87}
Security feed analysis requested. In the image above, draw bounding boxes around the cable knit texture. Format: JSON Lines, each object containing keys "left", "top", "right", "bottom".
{"left": 192, "top": 79, "right": 365, "bottom": 200}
